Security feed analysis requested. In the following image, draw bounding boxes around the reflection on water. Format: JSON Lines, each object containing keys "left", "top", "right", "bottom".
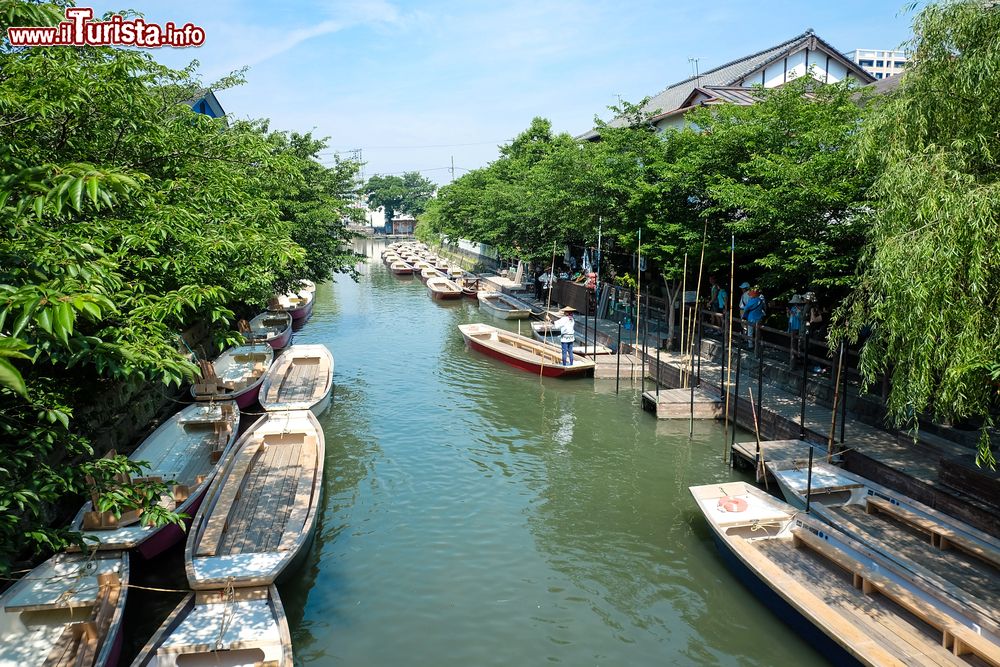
{"left": 281, "top": 238, "right": 827, "bottom": 666}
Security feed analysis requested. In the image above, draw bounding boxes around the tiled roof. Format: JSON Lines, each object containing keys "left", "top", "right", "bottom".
{"left": 579, "top": 30, "right": 873, "bottom": 139}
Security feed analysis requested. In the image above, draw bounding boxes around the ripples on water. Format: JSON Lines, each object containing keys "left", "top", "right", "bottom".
{"left": 281, "top": 243, "right": 826, "bottom": 666}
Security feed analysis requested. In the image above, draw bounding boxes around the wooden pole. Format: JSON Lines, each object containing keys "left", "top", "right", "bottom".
{"left": 680, "top": 254, "right": 688, "bottom": 386}
{"left": 542, "top": 241, "right": 557, "bottom": 379}
{"left": 749, "top": 386, "right": 767, "bottom": 490}
{"left": 827, "top": 341, "right": 846, "bottom": 461}
{"left": 723, "top": 235, "right": 735, "bottom": 437}
{"left": 689, "top": 219, "right": 709, "bottom": 388}
{"left": 634, "top": 228, "right": 642, "bottom": 349}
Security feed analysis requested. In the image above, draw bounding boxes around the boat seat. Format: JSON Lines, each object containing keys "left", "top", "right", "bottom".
{"left": 866, "top": 497, "right": 1000, "bottom": 568}
{"left": 197, "top": 445, "right": 258, "bottom": 557}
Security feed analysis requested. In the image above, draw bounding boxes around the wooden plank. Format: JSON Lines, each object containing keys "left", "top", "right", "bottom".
{"left": 867, "top": 496, "right": 1000, "bottom": 570}
{"left": 760, "top": 541, "right": 960, "bottom": 667}
{"left": 726, "top": 536, "right": 908, "bottom": 666}
{"left": 792, "top": 528, "right": 1000, "bottom": 666}
{"left": 235, "top": 442, "right": 298, "bottom": 554}
{"left": 818, "top": 504, "right": 1000, "bottom": 636}
{"left": 277, "top": 438, "right": 317, "bottom": 552}
{"left": 196, "top": 445, "right": 258, "bottom": 557}
{"left": 218, "top": 441, "right": 276, "bottom": 556}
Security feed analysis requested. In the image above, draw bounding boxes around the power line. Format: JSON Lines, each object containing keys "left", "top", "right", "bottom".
{"left": 319, "top": 139, "right": 513, "bottom": 154}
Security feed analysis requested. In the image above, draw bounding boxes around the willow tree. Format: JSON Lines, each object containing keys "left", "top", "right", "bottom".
{"left": 839, "top": 0, "right": 999, "bottom": 466}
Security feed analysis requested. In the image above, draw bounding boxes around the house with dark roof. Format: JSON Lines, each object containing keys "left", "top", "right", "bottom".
{"left": 581, "top": 30, "right": 874, "bottom": 139}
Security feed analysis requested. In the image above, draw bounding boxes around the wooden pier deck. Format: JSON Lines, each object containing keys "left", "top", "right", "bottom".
{"left": 641, "top": 387, "right": 723, "bottom": 419}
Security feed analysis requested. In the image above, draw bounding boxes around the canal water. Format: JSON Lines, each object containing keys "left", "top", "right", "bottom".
{"left": 280, "top": 241, "right": 825, "bottom": 665}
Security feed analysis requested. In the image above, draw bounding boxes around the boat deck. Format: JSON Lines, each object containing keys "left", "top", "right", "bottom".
{"left": 753, "top": 539, "right": 976, "bottom": 667}
{"left": 827, "top": 503, "right": 1000, "bottom": 626}
{"left": 211, "top": 433, "right": 316, "bottom": 558}
{"left": 198, "top": 433, "right": 317, "bottom": 556}
{"left": 268, "top": 358, "right": 323, "bottom": 405}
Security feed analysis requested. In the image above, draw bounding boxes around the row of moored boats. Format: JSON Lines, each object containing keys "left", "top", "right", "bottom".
{"left": 690, "top": 459, "right": 1000, "bottom": 665}
{"left": 2, "top": 280, "right": 335, "bottom": 667}
{"left": 383, "top": 242, "right": 604, "bottom": 378}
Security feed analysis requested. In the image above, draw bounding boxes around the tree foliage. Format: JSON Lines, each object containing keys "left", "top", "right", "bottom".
{"left": 837, "top": 0, "right": 1000, "bottom": 467}
{"left": 364, "top": 171, "right": 436, "bottom": 225}
{"left": 424, "top": 81, "right": 871, "bottom": 298}
{"left": 0, "top": 1, "right": 362, "bottom": 569}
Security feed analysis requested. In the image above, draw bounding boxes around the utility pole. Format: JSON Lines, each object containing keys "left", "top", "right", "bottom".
{"left": 450, "top": 155, "right": 455, "bottom": 182}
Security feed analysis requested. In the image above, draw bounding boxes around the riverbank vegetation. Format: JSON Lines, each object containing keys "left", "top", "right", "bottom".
{"left": 0, "top": 2, "right": 362, "bottom": 569}
{"left": 419, "top": 0, "right": 998, "bottom": 465}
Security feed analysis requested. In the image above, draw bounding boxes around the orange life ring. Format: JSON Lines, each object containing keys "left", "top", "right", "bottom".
{"left": 718, "top": 496, "right": 748, "bottom": 513}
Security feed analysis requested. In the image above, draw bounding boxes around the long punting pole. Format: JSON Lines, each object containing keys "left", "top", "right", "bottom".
{"left": 542, "top": 241, "right": 557, "bottom": 379}
{"left": 748, "top": 386, "right": 767, "bottom": 490}
{"left": 800, "top": 325, "right": 810, "bottom": 438}
{"left": 689, "top": 221, "right": 709, "bottom": 437}
{"left": 828, "top": 340, "right": 846, "bottom": 461}
{"left": 680, "top": 254, "right": 688, "bottom": 387}
{"left": 634, "top": 228, "right": 642, "bottom": 349}
{"left": 723, "top": 236, "right": 735, "bottom": 438}
{"left": 728, "top": 347, "right": 742, "bottom": 463}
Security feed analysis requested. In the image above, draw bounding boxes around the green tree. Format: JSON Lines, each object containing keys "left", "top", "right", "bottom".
{"left": 0, "top": 1, "right": 363, "bottom": 569}
{"left": 837, "top": 0, "right": 1000, "bottom": 467}
{"left": 365, "top": 171, "right": 436, "bottom": 225}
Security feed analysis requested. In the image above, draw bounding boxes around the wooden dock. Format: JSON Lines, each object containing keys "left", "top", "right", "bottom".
{"left": 641, "top": 388, "right": 723, "bottom": 419}
{"left": 731, "top": 439, "right": 835, "bottom": 482}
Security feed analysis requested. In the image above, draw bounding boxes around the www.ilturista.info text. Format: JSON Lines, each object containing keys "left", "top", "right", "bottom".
{"left": 7, "top": 7, "right": 205, "bottom": 48}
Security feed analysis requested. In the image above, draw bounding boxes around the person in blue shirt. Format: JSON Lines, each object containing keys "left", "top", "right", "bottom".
{"left": 741, "top": 287, "right": 766, "bottom": 349}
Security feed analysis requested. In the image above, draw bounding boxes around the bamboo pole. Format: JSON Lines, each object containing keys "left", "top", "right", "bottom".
{"left": 634, "top": 228, "right": 642, "bottom": 349}
{"left": 749, "top": 386, "right": 767, "bottom": 490}
{"left": 827, "top": 341, "right": 846, "bottom": 461}
{"left": 723, "top": 235, "right": 735, "bottom": 458}
{"left": 680, "top": 254, "right": 688, "bottom": 387}
{"left": 542, "top": 241, "right": 557, "bottom": 379}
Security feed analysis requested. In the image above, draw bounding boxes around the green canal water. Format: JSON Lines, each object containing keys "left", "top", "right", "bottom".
{"left": 279, "top": 241, "right": 826, "bottom": 665}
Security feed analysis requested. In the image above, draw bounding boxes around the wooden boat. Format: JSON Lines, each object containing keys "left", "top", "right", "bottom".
{"left": 245, "top": 311, "right": 292, "bottom": 350}
{"left": 530, "top": 321, "right": 613, "bottom": 355}
{"left": 191, "top": 344, "right": 273, "bottom": 409}
{"left": 477, "top": 292, "right": 531, "bottom": 320}
{"left": 0, "top": 551, "right": 128, "bottom": 667}
{"left": 426, "top": 276, "right": 463, "bottom": 300}
{"left": 131, "top": 585, "right": 292, "bottom": 667}
{"left": 458, "top": 277, "right": 480, "bottom": 299}
{"left": 447, "top": 267, "right": 466, "bottom": 280}
{"left": 419, "top": 267, "right": 443, "bottom": 284}
{"left": 259, "top": 344, "right": 334, "bottom": 415}
{"left": 389, "top": 260, "right": 414, "bottom": 275}
{"left": 766, "top": 459, "right": 1000, "bottom": 634}
{"left": 297, "top": 279, "right": 316, "bottom": 293}
{"left": 458, "top": 323, "right": 595, "bottom": 378}
{"left": 382, "top": 253, "right": 400, "bottom": 265}
{"left": 69, "top": 401, "right": 240, "bottom": 559}
{"left": 268, "top": 289, "right": 313, "bottom": 322}
{"left": 690, "top": 481, "right": 1000, "bottom": 666}
{"left": 186, "top": 410, "right": 325, "bottom": 590}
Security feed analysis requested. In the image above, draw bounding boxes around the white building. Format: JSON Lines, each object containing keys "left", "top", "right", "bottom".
{"left": 844, "top": 48, "right": 908, "bottom": 80}
{"left": 581, "top": 30, "right": 875, "bottom": 137}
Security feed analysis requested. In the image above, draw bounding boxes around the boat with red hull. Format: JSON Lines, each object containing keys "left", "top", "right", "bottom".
{"left": 269, "top": 290, "right": 314, "bottom": 322}
{"left": 458, "top": 323, "right": 595, "bottom": 378}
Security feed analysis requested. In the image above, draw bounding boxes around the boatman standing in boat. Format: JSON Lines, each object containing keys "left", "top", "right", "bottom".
{"left": 553, "top": 306, "right": 577, "bottom": 366}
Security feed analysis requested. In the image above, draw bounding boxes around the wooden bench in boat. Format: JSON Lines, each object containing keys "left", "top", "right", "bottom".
{"left": 727, "top": 536, "right": 907, "bottom": 666}
{"left": 196, "top": 444, "right": 260, "bottom": 557}
{"left": 866, "top": 497, "right": 1000, "bottom": 569}
{"left": 792, "top": 527, "right": 1000, "bottom": 666}
{"left": 40, "top": 571, "right": 121, "bottom": 667}
{"left": 276, "top": 435, "right": 318, "bottom": 552}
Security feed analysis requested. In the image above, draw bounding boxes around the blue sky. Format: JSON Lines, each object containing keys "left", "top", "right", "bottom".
{"left": 89, "top": 0, "right": 917, "bottom": 185}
